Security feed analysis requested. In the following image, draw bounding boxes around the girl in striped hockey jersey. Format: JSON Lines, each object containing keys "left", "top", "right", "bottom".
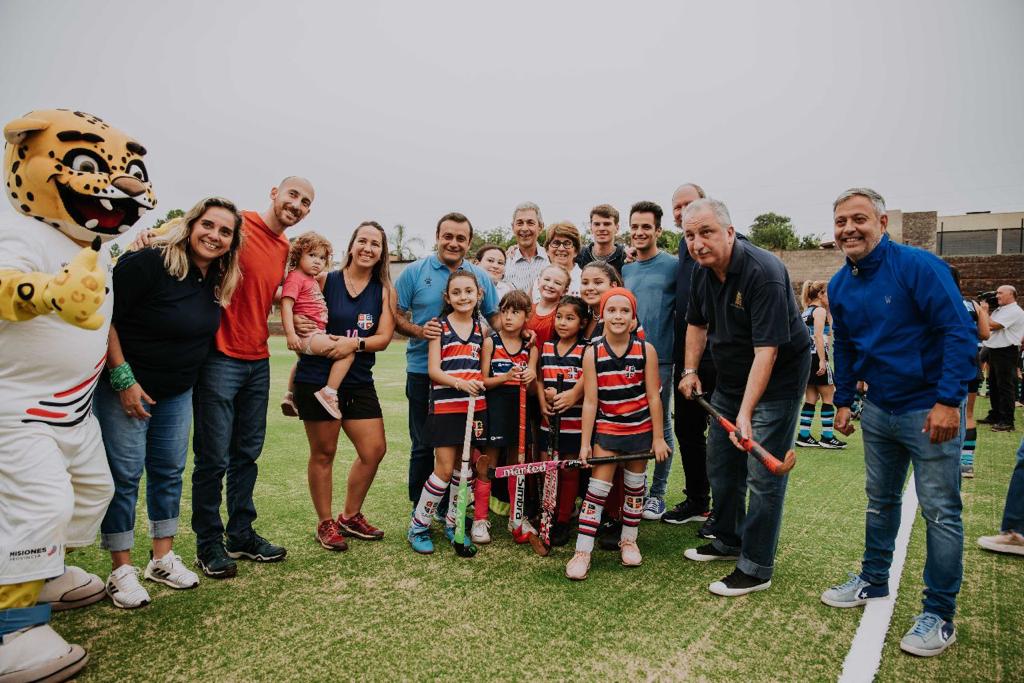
{"left": 565, "top": 288, "right": 669, "bottom": 580}
{"left": 407, "top": 272, "right": 489, "bottom": 556}
{"left": 476, "top": 290, "right": 537, "bottom": 544}
{"left": 536, "top": 296, "right": 591, "bottom": 547}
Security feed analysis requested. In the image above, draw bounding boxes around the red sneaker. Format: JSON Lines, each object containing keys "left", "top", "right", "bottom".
{"left": 315, "top": 519, "right": 348, "bottom": 551}
{"left": 337, "top": 512, "right": 384, "bottom": 541}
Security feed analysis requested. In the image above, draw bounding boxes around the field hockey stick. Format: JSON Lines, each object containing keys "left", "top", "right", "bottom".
{"left": 693, "top": 394, "right": 795, "bottom": 476}
{"left": 511, "top": 346, "right": 529, "bottom": 537}
{"left": 494, "top": 452, "right": 655, "bottom": 478}
{"left": 538, "top": 375, "right": 563, "bottom": 549}
{"left": 452, "top": 395, "right": 478, "bottom": 558}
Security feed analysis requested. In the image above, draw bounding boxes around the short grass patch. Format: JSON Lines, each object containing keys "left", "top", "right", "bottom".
{"left": 57, "top": 339, "right": 1024, "bottom": 681}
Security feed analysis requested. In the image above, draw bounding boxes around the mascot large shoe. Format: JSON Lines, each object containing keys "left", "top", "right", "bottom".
{"left": 0, "top": 109, "right": 156, "bottom": 682}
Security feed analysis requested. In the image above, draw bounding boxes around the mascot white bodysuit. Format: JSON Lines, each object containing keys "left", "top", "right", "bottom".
{"left": 0, "top": 109, "right": 156, "bottom": 682}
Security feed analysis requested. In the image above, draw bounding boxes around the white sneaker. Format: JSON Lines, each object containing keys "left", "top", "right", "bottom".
{"left": 145, "top": 551, "right": 200, "bottom": 589}
{"left": 37, "top": 565, "right": 106, "bottom": 611}
{"left": 0, "top": 624, "right": 88, "bottom": 682}
{"left": 471, "top": 519, "right": 492, "bottom": 544}
{"left": 105, "top": 565, "right": 151, "bottom": 609}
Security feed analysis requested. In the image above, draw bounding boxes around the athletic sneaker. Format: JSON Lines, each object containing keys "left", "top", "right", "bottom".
{"left": 899, "top": 612, "right": 956, "bottom": 657}
{"left": 641, "top": 496, "right": 667, "bottom": 521}
{"left": 105, "top": 565, "right": 150, "bottom": 609}
{"left": 795, "top": 435, "right": 821, "bottom": 448}
{"left": 37, "top": 565, "right": 105, "bottom": 611}
{"left": 619, "top": 539, "right": 642, "bottom": 567}
{"left": 565, "top": 550, "right": 591, "bottom": 580}
{"left": 226, "top": 531, "right": 287, "bottom": 562}
{"left": 280, "top": 392, "right": 298, "bottom": 417}
{"left": 337, "top": 512, "right": 384, "bottom": 540}
{"left": 960, "top": 463, "right": 975, "bottom": 479}
{"left": 550, "top": 522, "right": 572, "bottom": 547}
{"left": 820, "top": 572, "right": 889, "bottom": 607}
{"left": 597, "top": 519, "right": 623, "bottom": 551}
{"left": 977, "top": 530, "right": 1024, "bottom": 556}
{"left": 195, "top": 544, "right": 238, "bottom": 579}
{"left": 144, "top": 551, "right": 199, "bottom": 589}
{"left": 314, "top": 387, "right": 341, "bottom": 419}
{"left": 407, "top": 524, "right": 434, "bottom": 554}
{"left": 315, "top": 519, "right": 348, "bottom": 551}
{"left": 684, "top": 543, "right": 739, "bottom": 562}
{"left": 991, "top": 423, "right": 1015, "bottom": 432}
{"left": 697, "top": 514, "right": 718, "bottom": 540}
{"left": 662, "top": 499, "right": 710, "bottom": 525}
{"left": 709, "top": 568, "right": 771, "bottom": 597}
{"left": 819, "top": 436, "right": 848, "bottom": 449}
{"left": 471, "top": 519, "right": 492, "bottom": 544}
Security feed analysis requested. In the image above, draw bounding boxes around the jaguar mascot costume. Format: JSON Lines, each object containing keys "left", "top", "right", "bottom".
{"left": 0, "top": 109, "right": 156, "bottom": 682}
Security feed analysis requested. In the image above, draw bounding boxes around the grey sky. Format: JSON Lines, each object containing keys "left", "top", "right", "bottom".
{"left": 2, "top": 0, "right": 1022, "bottom": 254}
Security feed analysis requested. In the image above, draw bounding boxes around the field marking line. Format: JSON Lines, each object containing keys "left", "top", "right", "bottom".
{"left": 838, "top": 472, "right": 918, "bottom": 683}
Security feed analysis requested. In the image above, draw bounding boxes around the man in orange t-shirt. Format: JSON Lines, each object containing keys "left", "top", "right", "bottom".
{"left": 191, "top": 177, "right": 314, "bottom": 578}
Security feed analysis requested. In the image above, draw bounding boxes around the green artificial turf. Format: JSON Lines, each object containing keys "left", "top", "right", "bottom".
{"left": 56, "top": 338, "right": 1024, "bottom": 681}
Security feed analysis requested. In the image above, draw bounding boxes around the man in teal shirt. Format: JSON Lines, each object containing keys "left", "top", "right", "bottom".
{"left": 623, "top": 201, "right": 678, "bottom": 519}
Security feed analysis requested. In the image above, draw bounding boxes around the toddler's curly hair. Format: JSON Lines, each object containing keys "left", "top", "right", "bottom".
{"left": 287, "top": 231, "right": 334, "bottom": 272}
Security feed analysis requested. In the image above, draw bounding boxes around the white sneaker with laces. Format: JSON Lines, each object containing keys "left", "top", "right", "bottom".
{"left": 145, "top": 551, "right": 200, "bottom": 589}
{"left": 105, "top": 565, "right": 151, "bottom": 609}
{"left": 0, "top": 624, "right": 88, "bottom": 682}
{"left": 471, "top": 519, "right": 492, "bottom": 544}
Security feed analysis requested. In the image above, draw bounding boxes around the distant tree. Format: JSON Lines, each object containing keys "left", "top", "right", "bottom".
{"left": 152, "top": 208, "right": 184, "bottom": 231}
{"left": 470, "top": 225, "right": 516, "bottom": 255}
{"left": 749, "top": 212, "right": 799, "bottom": 251}
{"left": 389, "top": 223, "right": 425, "bottom": 261}
{"left": 658, "top": 230, "right": 682, "bottom": 255}
{"left": 798, "top": 233, "right": 825, "bottom": 250}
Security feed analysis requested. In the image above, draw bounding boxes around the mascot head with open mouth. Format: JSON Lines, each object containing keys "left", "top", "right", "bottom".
{"left": 4, "top": 109, "right": 157, "bottom": 243}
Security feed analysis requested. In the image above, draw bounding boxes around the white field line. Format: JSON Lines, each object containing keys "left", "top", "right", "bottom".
{"left": 838, "top": 472, "right": 919, "bottom": 683}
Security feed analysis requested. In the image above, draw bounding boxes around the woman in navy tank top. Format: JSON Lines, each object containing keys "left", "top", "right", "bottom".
{"left": 294, "top": 222, "right": 395, "bottom": 551}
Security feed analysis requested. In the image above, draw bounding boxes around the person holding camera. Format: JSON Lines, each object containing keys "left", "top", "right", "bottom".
{"left": 980, "top": 286, "right": 1024, "bottom": 432}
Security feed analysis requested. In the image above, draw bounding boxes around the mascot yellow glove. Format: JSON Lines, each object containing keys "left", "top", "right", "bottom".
{"left": 0, "top": 237, "right": 107, "bottom": 329}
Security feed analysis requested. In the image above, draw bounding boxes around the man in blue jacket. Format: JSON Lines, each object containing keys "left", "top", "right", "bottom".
{"left": 820, "top": 188, "right": 976, "bottom": 658}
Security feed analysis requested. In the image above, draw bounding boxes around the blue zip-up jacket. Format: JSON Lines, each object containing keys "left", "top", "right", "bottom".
{"left": 828, "top": 234, "right": 976, "bottom": 414}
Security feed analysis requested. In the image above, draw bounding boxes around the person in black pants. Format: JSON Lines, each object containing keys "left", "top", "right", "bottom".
{"left": 980, "top": 286, "right": 1024, "bottom": 431}
{"left": 663, "top": 182, "right": 716, "bottom": 533}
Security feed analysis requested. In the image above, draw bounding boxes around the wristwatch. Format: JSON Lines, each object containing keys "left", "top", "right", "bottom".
{"left": 681, "top": 368, "right": 698, "bottom": 377}
{"left": 358, "top": 339, "right": 366, "bottom": 352}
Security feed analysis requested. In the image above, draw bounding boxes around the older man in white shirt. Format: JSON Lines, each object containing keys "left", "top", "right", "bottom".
{"left": 981, "top": 285, "right": 1024, "bottom": 431}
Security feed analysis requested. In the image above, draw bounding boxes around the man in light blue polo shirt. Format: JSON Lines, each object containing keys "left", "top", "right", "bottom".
{"left": 623, "top": 201, "right": 678, "bottom": 520}
{"left": 395, "top": 212, "right": 499, "bottom": 510}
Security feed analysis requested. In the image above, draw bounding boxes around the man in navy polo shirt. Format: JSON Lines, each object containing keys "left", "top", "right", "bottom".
{"left": 395, "top": 213, "right": 499, "bottom": 510}
{"left": 678, "top": 197, "right": 810, "bottom": 597}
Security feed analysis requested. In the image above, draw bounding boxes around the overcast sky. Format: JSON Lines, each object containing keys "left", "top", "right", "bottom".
{"left": 2, "top": 0, "right": 1022, "bottom": 253}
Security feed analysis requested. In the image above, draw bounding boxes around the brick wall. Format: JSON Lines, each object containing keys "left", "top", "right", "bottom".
{"left": 775, "top": 249, "right": 846, "bottom": 286}
{"left": 902, "top": 211, "right": 938, "bottom": 253}
{"left": 945, "top": 254, "right": 1024, "bottom": 304}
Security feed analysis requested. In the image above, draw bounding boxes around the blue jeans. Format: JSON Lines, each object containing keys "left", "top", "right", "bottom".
{"left": 406, "top": 372, "right": 433, "bottom": 503}
{"left": 1001, "top": 437, "right": 1024, "bottom": 534}
{"left": 649, "top": 364, "right": 676, "bottom": 498}
{"left": 191, "top": 351, "right": 269, "bottom": 550}
{"left": 860, "top": 400, "right": 964, "bottom": 620}
{"left": 707, "top": 386, "right": 805, "bottom": 580}
{"left": 95, "top": 383, "right": 193, "bottom": 552}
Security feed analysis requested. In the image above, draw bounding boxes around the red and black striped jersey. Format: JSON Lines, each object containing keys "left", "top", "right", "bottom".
{"left": 539, "top": 339, "right": 586, "bottom": 434}
{"left": 488, "top": 333, "right": 530, "bottom": 387}
{"left": 595, "top": 334, "right": 651, "bottom": 436}
{"left": 430, "top": 316, "right": 487, "bottom": 415}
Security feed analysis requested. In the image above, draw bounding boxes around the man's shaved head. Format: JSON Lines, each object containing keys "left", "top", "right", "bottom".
{"left": 279, "top": 175, "right": 315, "bottom": 200}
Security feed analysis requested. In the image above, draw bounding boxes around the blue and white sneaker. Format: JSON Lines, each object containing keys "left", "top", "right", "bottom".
{"left": 407, "top": 524, "right": 434, "bottom": 555}
{"left": 820, "top": 572, "right": 889, "bottom": 608}
{"left": 641, "top": 496, "right": 667, "bottom": 521}
{"left": 899, "top": 612, "right": 956, "bottom": 657}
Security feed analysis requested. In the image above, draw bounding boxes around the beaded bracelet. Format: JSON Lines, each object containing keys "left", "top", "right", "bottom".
{"left": 109, "top": 362, "right": 137, "bottom": 392}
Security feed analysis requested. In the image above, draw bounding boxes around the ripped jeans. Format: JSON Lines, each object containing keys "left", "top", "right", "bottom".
{"left": 860, "top": 401, "right": 964, "bottom": 620}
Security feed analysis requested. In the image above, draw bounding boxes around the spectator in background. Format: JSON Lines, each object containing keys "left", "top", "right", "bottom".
{"left": 97, "top": 197, "right": 243, "bottom": 607}
{"left": 795, "top": 280, "right": 845, "bottom": 450}
{"left": 577, "top": 204, "right": 628, "bottom": 274}
{"left": 821, "top": 187, "right": 975, "bottom": 658}
{"left": 503, "top": 202, "right": 549, "bottom": 292}
{"left": 950, "top": 267, "right": 989, "bottom": 478}
{"left": 980, "top": 285, "right": 1024, "bottom": 432}
{"left": 530, "top": 222, "right": 582, "bottom": 302}
{"left": 622, "top": 201, "right": 677, "bottom": 520}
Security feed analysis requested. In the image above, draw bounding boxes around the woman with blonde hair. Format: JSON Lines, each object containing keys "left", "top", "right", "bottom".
{"left": 95, "top": 196, "right": 244, "bottom": 608}
{"left": 796, "top": 280, "right": 845, "bottom": 449}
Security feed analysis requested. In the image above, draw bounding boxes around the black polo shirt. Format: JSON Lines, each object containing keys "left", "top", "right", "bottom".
{"left": 686, "top": 237, "right": 809, "bottom": 400}
{"left": 110, "top": 247, "right": 223, "bottom": 399}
